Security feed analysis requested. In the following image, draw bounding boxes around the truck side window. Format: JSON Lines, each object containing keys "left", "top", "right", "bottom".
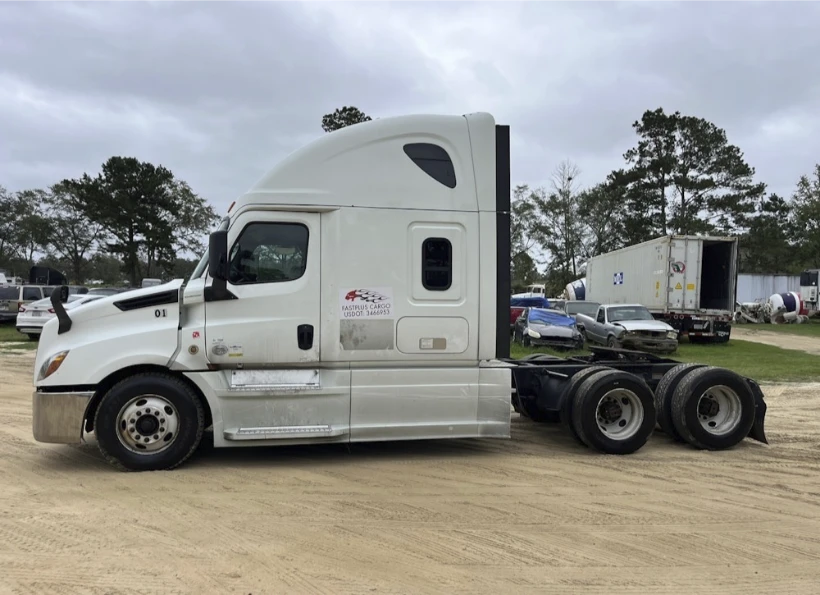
{"left": 228, "top": 222, "right": 309, "bottom": 285}
{"left": 422, "top": 238, "right": 452, "bottom": 290}
{"left": 23, "top": 287, "right": 41, "bottom": 300}
{"left": 403, "top": 143, "right": 457, "bottom": 188}
{"left": 596, "top": 308, "right": 605, "bottom": 323}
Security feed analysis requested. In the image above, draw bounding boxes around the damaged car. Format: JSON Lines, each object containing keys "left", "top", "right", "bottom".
{"left": 576, "top": 303, "right": 679, "bottom": 354}
{"left": 513, "top": 307, "right": 584, "bottom": 351}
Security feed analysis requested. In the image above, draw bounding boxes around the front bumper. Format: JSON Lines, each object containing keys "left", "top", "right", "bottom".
{"left": 530, "top": 337, "right": 584, "bottom": 351}
{"left": 32, "top": 390, "right": 94, "bottom": 444}
{"left": 622, "top": 338, "right": 678, "bottom": 353}
{"left": 17, "top": 326, "right": 43, "bottom": 335}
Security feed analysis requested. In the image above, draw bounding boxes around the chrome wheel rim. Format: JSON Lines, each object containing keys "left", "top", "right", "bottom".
{"left": 596, "top": 389, "right": 644, "bottom": 440}
{"left": 696, "top": 385, "right": 742, "bottom": 436}
{"left": 116, "top": 395, "right": 179, "bottom": 455}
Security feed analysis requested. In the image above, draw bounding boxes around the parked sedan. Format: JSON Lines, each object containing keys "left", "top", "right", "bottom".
{"left": 16, "top": 294, "right": 104, "bottom": 340}
{"left": 510, "top": 296, "right": 550, "bottom": 329}
{"left": 513, "top": 307, "right": 584, "bottom": 351}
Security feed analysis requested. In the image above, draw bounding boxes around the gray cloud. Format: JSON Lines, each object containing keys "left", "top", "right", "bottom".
{"left": 2, "top": 1, "right": 819, "bottom": 216}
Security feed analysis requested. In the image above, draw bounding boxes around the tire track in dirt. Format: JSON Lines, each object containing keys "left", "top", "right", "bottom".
{"left": 2, "top": 349, "right": 820, "bottom": 593}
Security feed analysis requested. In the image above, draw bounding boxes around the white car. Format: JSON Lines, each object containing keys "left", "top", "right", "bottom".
{"left": 16, "top": 294, "right": 105, "bottom": 340}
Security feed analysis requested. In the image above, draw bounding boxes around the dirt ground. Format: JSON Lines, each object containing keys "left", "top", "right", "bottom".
{"left": 1, "top": 350, "right": 820, "bottom": 595}
{"left": 731, "top": 326, "right": 820, "bottom": 356}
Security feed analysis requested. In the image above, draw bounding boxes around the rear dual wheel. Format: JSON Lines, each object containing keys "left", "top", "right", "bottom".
{"left": 654, "top": 363, "right": 706, "bottom": 442}
{"left": 569, "top": 369, "right": 656, "bottom": 455}
{"left": 559, "top": 366, "right": 611, "bottom": 445}
{"left": 668, "top": 366, "right": 755, "bottom": 450}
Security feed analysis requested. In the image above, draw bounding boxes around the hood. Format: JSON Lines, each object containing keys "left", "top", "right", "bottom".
{"left": 614, "top": 319, "right": 674, "bottom": 332}
{"left": 54, "top": 280, "right": 183, "bottom": 325}
{"left": 529, "top": 323, "right": 580, "bottom": 338}
{"left": 34, "top": 279, "right": 185, "bottom": 387}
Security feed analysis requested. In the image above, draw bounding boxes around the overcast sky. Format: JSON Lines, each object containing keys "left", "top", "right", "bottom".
{"left": 2, "top": 1, "right": 819, "bottom": 217}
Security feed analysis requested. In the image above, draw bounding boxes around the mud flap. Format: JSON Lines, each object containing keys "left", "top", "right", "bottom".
{"left": 746, "top": 378, "right": 768, "bottom": 444}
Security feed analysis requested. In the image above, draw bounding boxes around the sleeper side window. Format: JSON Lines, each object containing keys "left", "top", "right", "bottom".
{"left": 422, "top": 237, "right": 452, "bottom": 291}
{"left": 228, "top": 222, "right": 309, "bottom": 285}
{"left": 403, "top": 143, "right": 457, "bottom": 188}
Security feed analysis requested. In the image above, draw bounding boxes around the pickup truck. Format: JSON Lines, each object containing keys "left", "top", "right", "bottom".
{"left": 576, "top": 303, "right": 678, "bottom": 353}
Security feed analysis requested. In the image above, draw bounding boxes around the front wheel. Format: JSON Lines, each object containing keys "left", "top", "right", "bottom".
{"left": 607, "top": 335, "right": 620, "bottom": 349}
{"left": 94, "top": 373, "right": 205, "bottom": 471}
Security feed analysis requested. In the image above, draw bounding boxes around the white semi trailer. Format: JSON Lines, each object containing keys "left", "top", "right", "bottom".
{"left": 32, "top": 113, "right": 768, "bottom": 471}
{"left": 584, "top": 235, "right": 738, "bottom": 343}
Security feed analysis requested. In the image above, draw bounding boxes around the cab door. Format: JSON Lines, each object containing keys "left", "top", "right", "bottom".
{"left": 204, "top": 211, "right": 320, "bottom": 366}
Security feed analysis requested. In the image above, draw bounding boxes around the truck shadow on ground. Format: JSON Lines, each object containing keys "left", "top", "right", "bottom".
{"left": 39, "top": 415, "right": 766, "bottom": 474}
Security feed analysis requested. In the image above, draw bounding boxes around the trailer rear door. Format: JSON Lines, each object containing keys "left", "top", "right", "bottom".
{"left": 668, "top": 237, "right": 701, "bottom": 311}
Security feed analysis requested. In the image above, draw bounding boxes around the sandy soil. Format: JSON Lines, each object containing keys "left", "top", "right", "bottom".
{"left": 731, "top": 326, "right": 820, "bottom": 355}
{"left": 1, "top": 350, "right": 820, "bottom": 594}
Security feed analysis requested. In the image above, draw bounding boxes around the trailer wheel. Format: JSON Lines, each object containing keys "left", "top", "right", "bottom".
{"left": 571, "top": 370, "right": 656, "bottom": 455}
{"left": 94, "top": 373, "right": 205, "bottom": 472}
{"left": 558, "top": 365, "right": 612, "bottom": 445}
{"left": 654, "top": 363, "right": 707, "bottom": 442}
{"left": 670, "top": 366, "right": 755, "bottom": 450}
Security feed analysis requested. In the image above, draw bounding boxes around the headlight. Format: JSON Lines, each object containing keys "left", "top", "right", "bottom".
{"left": 38, "top": 350, "right": 69, "bottom": 381}
{"left": 667, "top": 331, "right": 678, "bottom": 340}
{"left": 527, "top": 328, "right": 540, "bottom": 339}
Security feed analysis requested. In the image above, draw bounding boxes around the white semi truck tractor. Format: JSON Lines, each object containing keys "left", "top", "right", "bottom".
{"left": 31, "top": 112, "right": 768, "bottom": 471}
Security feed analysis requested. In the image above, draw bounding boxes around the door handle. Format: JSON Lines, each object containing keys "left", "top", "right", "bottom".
{"left": 297, "top": 324, "right": 314, "bottom": 350}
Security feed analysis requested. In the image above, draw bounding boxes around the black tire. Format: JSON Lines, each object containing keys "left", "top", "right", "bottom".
{"left": 670, "top": 366, "right": 755, "bottom": 450}
{"left": 607, "top": 335, "right": 620, "bottom": 349}
{"left": 558, "top": 365, "right": 612, "bottom": 445}
{"left": 654, "top": 363, "right": 707, "bottom": 442}
{"left": 570, "top": 369, "right": 656, "bottom": 455}
{"left": 94, "top": 373, "right": 205, "bottom": 471}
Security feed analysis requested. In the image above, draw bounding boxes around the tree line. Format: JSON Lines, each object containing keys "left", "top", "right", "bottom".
{"left": 4, "top": 105, "right": 816, "bottom": 294}
{"left": 511, "top": 108, "right": 820, "bottom": 295}
{"left": 0, "top": 157, "right": 218, "bottom": 287}
{"left": 0, "top": 107, "right": 370, "bottom": 287}
{"left": 323, "top": 105, "right": 820, "bottom": 295}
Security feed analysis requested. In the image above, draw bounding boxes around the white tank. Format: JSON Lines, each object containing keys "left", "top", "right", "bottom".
{"left": 768, "top": 291, "right": 803, "bottom": 324}
{"left": 565, "top": 278, "right": 586, "bottom": 301}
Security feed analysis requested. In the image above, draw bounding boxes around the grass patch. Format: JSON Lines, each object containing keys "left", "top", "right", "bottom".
{"left": 510, "top": 338, "right": 820, "bottom": 382}
{"left": 0, "top": 323, "right": 38, "bottom": 349}
{"left": 734, "top": 318, "right": 820, "bottom": 338}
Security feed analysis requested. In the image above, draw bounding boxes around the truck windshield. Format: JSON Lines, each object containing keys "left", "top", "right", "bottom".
{"left": 566, "top": 302, "right": 599, "bottom": 316}
{"left": 190, "top": 216, "right": 230, "bottom": 281}
{"left": 608, "top": 306, "right": 654, "bottom": 321}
